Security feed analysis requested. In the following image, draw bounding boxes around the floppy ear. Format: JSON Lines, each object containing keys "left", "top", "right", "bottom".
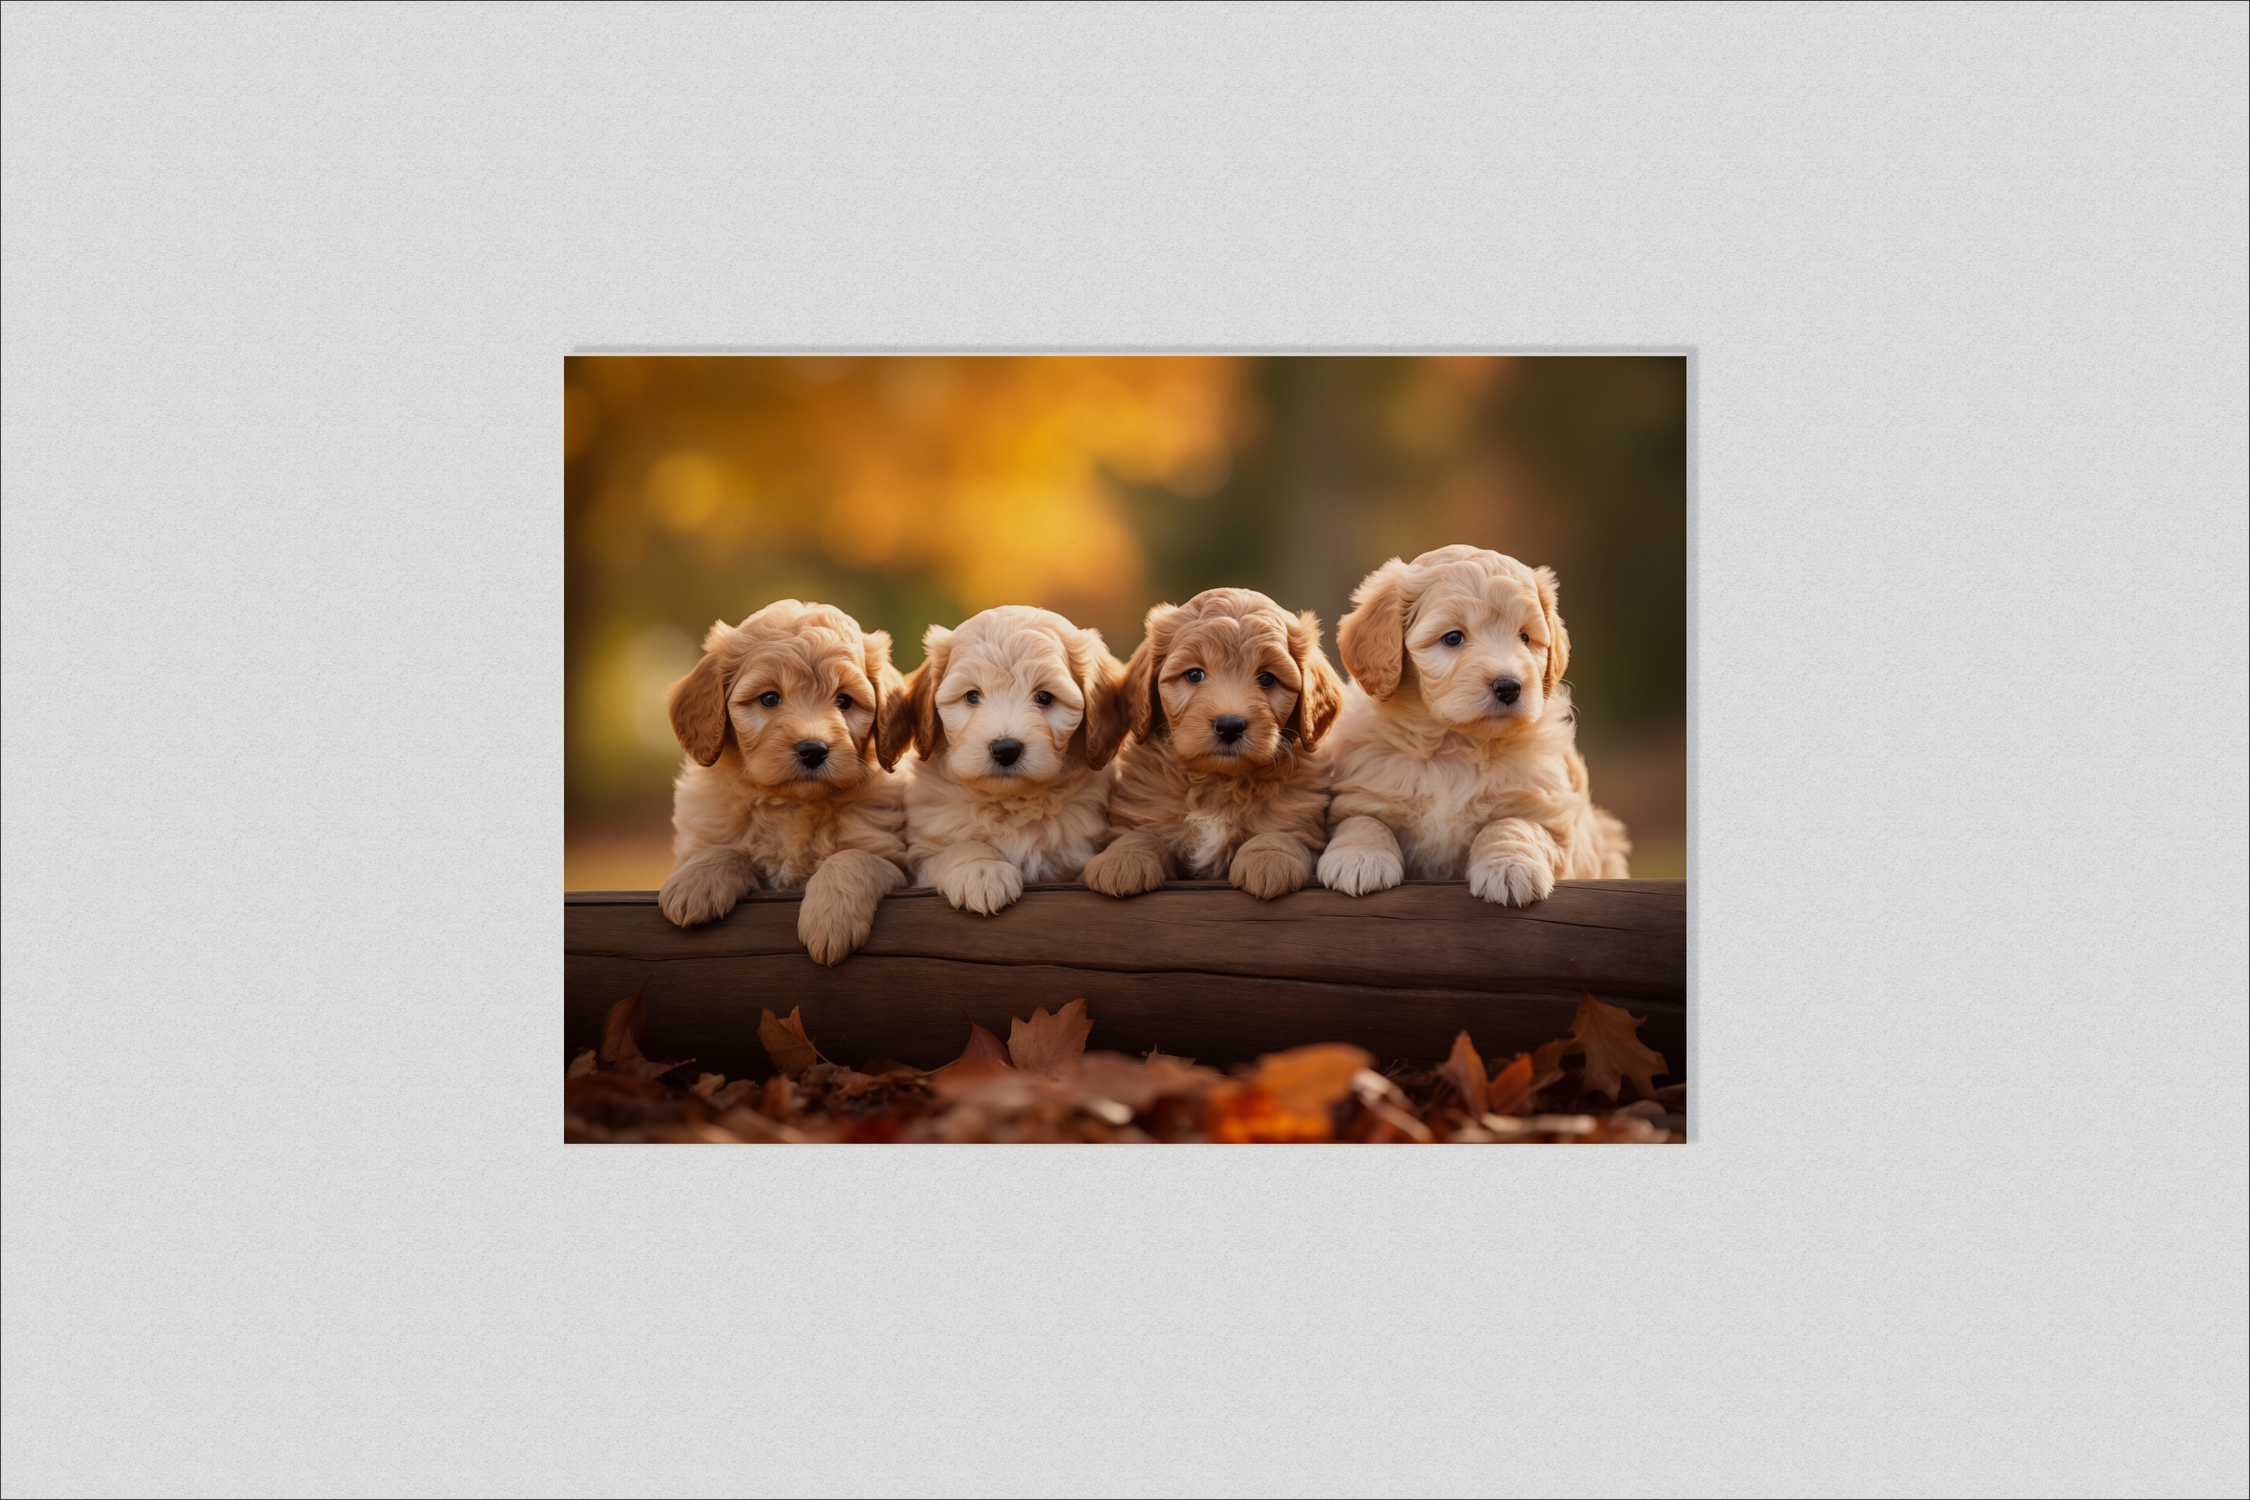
{"left": 1117, "top": 603, "right": 1178, "bottom": 742}
{"left": 886, "top": 624, "right": 951, "bottom": 763}
{"left": 1072, "top": 629, "right": 1132, "bottom": 769}
{"left": 667, "top": 620, "right": 736, "bottom": 767}
{"left": 862, "top": 629, "right": 910, "bottom": 771}
{"left": 1337, "top": 559, "right": 1410, "bottom": 700}
{"left": 1284, "top": 610, "right": 1346, "bottom": 748}
{"left": 1533, "top": 566, "right": 1570, "bottom": 695}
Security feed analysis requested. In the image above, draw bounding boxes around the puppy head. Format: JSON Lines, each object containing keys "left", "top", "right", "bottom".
{"left": 885, "top": 605, "right": 1126, "bottom": 788}
{"left": 1117, "top": 587, "right": 1345, "bottom": 775}
{"left": 666, "top": 599, "right": 905, "bottom": 800}
{"left": 1336, "top": 545, "right": 1570, "bottom": 737}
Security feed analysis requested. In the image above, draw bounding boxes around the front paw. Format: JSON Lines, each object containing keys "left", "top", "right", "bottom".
{"left": 1317, "top": 843, "right": 1402, "bottom": 897}
{"left": 1229, "top": 844, "right": 1305, "bottom": 900}
{"left": 937, "top": 857, "right": 1023, "bottom": 915}
{"left": 1083, "top": 842, "right": 1165, "bottom": 898}
{"left": 1468, "top": 855, "right": 1554, "bottom": 907}
{"left": 659, "top": 859, "right": 748, "bottom": 927}
{"left": 797, "top": 889, "right": 874, "bottom": 965}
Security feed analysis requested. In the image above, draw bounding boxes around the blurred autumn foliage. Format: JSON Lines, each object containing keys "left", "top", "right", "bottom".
{"left": 566, "top": 355, "right": 1686, "bottom": 885}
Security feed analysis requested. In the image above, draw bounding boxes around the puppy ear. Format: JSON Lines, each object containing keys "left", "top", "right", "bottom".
{"left": 1117, "top": 603, "right": 1178, "bottom": 742}
{"left": 1337, "top": 559, "right": 1410, "bottom": 700}
{"left": 667, "top": 620, "right": 736, "bottom": 767}
{"left": 1533, "top": 566, "right": 1570, "bottom": 695}
{"left": 1285, "top": 610, "right": 1346, "bottom": 748}
{"left": 888, "top": 624, "right": 951, "bottom": 762}
{"left": 1073, "top": 629, "right": 1131, "bottom": 769}
{"left": 862, "top": 629, "right": 910, "bottom": 771}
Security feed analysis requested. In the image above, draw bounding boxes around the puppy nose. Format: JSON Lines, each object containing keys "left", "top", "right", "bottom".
{"left": 1214, "top": 715, "right": 1248, "bottom": 743}
{"left": 989, "top": 738, "right": 1023, "bottom": 767}
{"left": 1492, "top": 677, "right": 1522, "bottom": 706}
{"left": 794, "top": 739, "right": 829, "bottom": 767}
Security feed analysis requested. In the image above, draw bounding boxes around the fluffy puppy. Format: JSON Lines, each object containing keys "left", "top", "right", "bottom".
{"left": 1083, "top": 588, "right": 1345, "bottom": 899}
{"left": 884, "top": 605, "right": 1129, "bottom": 915}
{"left": 658, "top": 599, "right": 911, "bottom": 963}
{"left": 1316, "top": 545, "right": 1631, "bottom": 906}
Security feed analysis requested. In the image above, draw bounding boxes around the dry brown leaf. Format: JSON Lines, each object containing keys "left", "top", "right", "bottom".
{"left": 759, "top": 1074, "right": 795, "bottom": 1119}
{"left": 566, "top": 1049, "right": 597, "bottom": 1080}
{"left": 1484, "top": 1051, "right": 1536, "bottom": 1116}
{"left": 757, "top": 1005, "right": 824, "bottom": 1079}
{"left": 1566, "top": 984, "right": 1669, "bottom": 1101}
{"left": 1072, "top": 1051, "right": 1212, "bottom": 1113}
{"left": 930, "top": 1020, "right": 1013, "bottom": 1086}
{"left": 1008, "top": 999, "right": 1091, "bottom": 1078}
{"left": 1437, "top": 1031, "right": 1487, "bottom": 1114}
{"left": 1527, "top": 1036, "right": 1574, "bottom": 1094}
{"left": 1249, "top": 1044, "right": 1373, "bottom": 1115}
{"left": 707, "top": 1079, "right": 755, "bottom": 1110}
{"left": 690, "top": 1072, "right": 726, "bottom": 1099}
{"left": 598, "top": 976, "right": 652, "bottom": 1067}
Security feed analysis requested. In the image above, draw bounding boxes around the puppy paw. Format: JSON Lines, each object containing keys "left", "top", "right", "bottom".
{"left": 1316, "top": 843, "right": 1403, "bottom": 897}
{"left": 1229, "top": 844, "right": 1306, "bottom": 900}
{"left": 1468, "top": 856, "right": 1555, "bottom": 907}
{"left": 938, "top": 857, "right": 1023, "bottom": 916}
{"left": 659, "top": 859, "right": 749, "bottom": 927}
{"left": 796, "top": 888, "right": 874, "bottom": 965}
{"left": 1084, "top": 843, "right": 1166, "bottom": 898}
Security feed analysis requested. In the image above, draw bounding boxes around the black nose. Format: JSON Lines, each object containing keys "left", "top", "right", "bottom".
{"left": 794, "top": 739, "right": 829, "bottom": 767}
{"left": 1214, "top": 715, "right": 1248, "bottom": 743}
{"left": 1492, "top": 677, "right": 1522, "bottom": 706}
{"left": 989, "top": 738, "right": 1023, "bottom": 767}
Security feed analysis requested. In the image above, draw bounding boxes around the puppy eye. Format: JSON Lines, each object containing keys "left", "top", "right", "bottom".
{"left": 835, "top": 694, "right": 853, "bottom": 711}
{"left": 1440, "top": 631, "right": 1464, "bottom": 648}
{"left": 759, "top": 691, "right": 781, "bottom": 708}
{"left": 1184, "top": 668, "right": 1205, "bottom": 684}
{"left": 1034, "top": 690, "right": 1054, "bottom": 707}
{"left": 964, "top": 690, "right": 981, "bottom": 706}
{"left": 1256, "top": 671, "right": 1276, "bottom": 689}
{"left": 1520, "top": 631, "right": 1531, "bottom": 646}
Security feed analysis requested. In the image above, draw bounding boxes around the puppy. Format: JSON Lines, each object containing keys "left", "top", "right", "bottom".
{"left": 658, "top": 599, "right": 911, "bottom": 963}
{"left": 884, "top": 606, "right": 1129, "bottom": 915}
{"left": 1082, "top": 588, "right": 1345, "bottom": 899}
{"left": 1316, "top": 546, "right": 1630, "bottom": 906}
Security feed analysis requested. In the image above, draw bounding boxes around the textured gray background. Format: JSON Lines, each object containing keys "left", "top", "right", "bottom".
{"left": 3, "top": 4, "right": 2244, "bottom": 1497}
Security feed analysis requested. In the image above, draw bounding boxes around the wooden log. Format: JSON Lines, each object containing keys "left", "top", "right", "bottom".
{"left": 565, "top": 879, "right": 1686, "bottom": 1081}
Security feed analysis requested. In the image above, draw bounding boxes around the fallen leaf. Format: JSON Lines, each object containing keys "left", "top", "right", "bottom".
{"left": 1250, "top": 1044, "right": 1373, "bottom": 1116}
{"left": 690, "top": 1072, "right": 726, "bottom": 1099}
{"left": 1143, "top": 1048, "right": 1196, "bottom": 1069}
{"left": 1437, "top": 1031, "right": 1487, "bottom": 1114}
{"left": 566, "top": 1049, "right": 597, "bottom": 1079}
{"left": 1484, "top": 1051, "right": 1536, "bottom": 1116}
{"left": 1072, "top": 1051, "right": 1211, "bottom": 1113}
{"left": 757, "top": 1005, "right": 824, "bottom": 1079}
{"left": 1007, "top": 999, "right": 1091, "bottom": 1078}
{"left": 1565, "top": 983, "right": 1669, "bottom": 1101}
{"left": 598, "top": 976, "right": 652, "bottom": 1067}
{"left": 707, "top": 1079, "right": 755, "bottom": 1110}
{"left": 1527, "top": 1036, "right": 1575, "bottom": 1094}
{"left": 930, "top": 1020, "right": 1013, "bottom": 1086}
{"left": 759, "top": 1074, "right": 795, "bottom": 1119}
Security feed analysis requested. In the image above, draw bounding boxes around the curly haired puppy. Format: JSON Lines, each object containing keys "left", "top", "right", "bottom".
{"left": 1317, "top": 546, "right": 1630, "bottom": 906}
{"left": 1082, "top": 588, "right": 1346, "bottom": 900}
{"left": 884, "top": 606, "right": 1129, "bottom": 915}
{"left": 659, "top": 599, "right": 911, "bottom": 963}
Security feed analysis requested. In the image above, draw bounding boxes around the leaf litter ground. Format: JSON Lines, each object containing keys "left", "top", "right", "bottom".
{"left": 566, "top": 980, "right": 1685, "bottom": 1145}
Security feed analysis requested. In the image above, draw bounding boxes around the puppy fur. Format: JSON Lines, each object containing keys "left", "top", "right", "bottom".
{"left": 885, "top": 605, "right": 1129, "bottom": 915}
{"left": 1083, "top": 588, "right": 1346, "bottom": 900}
{"left": 659, "top": 599, "right": 911, "bottom": 962}
{"left": 1317, "top": 546, "right": 1630, "bottom": 906}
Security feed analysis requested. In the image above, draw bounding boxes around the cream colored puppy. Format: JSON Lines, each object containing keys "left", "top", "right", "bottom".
{"left": 1083, "top": 588, "right": 1343, "bottom": 899}
{"left": 1317, "top": 545, "right": 1631, "bottom": 905}
{"left": 659, "top": 599, "right": 911, "bottom": 963}
{"left": 884, "top": 605, "right": 1128, "bottom": 915}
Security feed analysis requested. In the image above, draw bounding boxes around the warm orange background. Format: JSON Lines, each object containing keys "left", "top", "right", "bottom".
{"left": 566, "top": 355, "right": 1686, "bottom": 889}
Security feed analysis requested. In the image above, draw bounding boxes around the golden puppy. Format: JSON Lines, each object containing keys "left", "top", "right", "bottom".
{"left": 658, "top": 599, "right": 911, "bottom": 963}
{"left": 884, "top": 605, "right": 1129, "bottom": 914}
{"left": 1083, "top": 588, "right": 1345, "bottom": 899}
{"left": 1317, "top": 546, "right": 1630, "bottom": 906}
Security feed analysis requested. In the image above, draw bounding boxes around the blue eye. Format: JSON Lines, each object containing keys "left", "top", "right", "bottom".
{"left": 1184, "top": 668, "right": 1205, "bottom": 683}
{"left": 759, "top": 691, "right": 781, "bottom": 707}
{"left": 1440, "top": 631, "right": 1464, "bottom": 648}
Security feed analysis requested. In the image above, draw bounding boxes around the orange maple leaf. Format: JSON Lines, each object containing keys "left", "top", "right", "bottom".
{"left": 1007, "top": 999, "right": 1091, "bottom": 1078}
{"left": 757, "top": 1005, "right": 826, "bottom": 1079}
{"left": 1437, "top": 1031, "right": 1487, "bottom": 1114}
{"left": 1484, "top": 1051, "right": 1536, "bottom": 1116}
{"left": 1565, "top": 982, "right": 1669, "bottom": 1101}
